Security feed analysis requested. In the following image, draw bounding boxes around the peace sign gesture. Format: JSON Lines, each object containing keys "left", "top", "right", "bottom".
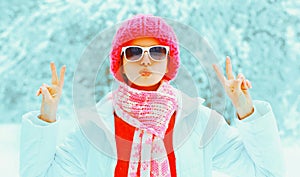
{"left": 213, "top": 56, "right": 254, "bottom": 120}
{"left": 36, "top": 62, "right": 66, "bottom": 123}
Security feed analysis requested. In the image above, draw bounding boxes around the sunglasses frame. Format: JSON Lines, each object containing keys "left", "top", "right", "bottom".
{"left": 121, "top": 45, "right": 170, "bottom": 62}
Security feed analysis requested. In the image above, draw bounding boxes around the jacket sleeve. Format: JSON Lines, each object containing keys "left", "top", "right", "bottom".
{"left": 211, "top": 100, "right": 285, "bottom": 177}
{"left": 20, "top": 111, "right": 89, "bottom": 177}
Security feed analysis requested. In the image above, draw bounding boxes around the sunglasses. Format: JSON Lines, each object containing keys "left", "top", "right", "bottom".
{"left": 121, "top": 45, "right": 169, "bottom": 62}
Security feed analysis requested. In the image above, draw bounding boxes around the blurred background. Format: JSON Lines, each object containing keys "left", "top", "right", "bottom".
{"left": 0, "top": 0, "right": 299, "bottom": 176}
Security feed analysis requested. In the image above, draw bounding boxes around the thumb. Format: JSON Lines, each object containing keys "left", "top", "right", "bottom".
{"left": 233, "top": 79, "right": 244, "bottom": 90}
{"left": 240, "top": 80, "right": 251, "bottom": 98}
{"left": 40, "top": 85, "right": 52, "bottom": 100}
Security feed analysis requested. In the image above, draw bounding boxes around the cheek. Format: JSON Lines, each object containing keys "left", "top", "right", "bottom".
{"left": 123, "top": 63, "right": 139, "bottom": 77}
{"left": 122, "top": 57, "right": 133, "bottom": 74}
{"left": 154, "top": 61, "right": 168, "bottom": 73}
{"left": 121, "top": 57, "right": 125, "bottom": 73}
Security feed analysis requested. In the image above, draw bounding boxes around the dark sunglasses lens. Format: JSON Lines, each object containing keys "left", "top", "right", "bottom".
{"left": 149, "top": 46, "right": 167, "bottom": 60}
{"left": 125, "top": 47, "right": 142, "bottom": 61}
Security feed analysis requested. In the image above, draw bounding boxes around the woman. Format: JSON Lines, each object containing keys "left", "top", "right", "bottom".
{"left": 20, "top": 14, "right": 284, "bottom": 177}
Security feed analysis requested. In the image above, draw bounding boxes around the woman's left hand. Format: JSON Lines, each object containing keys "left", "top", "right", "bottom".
{"left": 213, "top": 56, "right": 254, "bottom": 120}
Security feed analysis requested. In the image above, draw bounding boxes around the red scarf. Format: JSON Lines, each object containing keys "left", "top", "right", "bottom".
{"left": 114, "top": 112, "right": 177, "bottom": 177}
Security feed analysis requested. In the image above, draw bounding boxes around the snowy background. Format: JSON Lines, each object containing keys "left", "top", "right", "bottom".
{"left": 0, "top": 0, "right": 299, "bottom": 176}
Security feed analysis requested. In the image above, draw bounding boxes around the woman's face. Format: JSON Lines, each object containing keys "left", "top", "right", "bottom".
{"left": 122, "top": 37, "right": 168, "bottom": 87}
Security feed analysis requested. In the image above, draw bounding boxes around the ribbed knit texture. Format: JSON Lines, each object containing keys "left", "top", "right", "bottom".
{"left": 113, "top": 81, "right": 178, "bottom": 139}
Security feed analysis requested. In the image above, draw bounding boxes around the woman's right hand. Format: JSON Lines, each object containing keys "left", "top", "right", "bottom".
{"left": 36, "top": 62, "right": 66, "bottom": 123}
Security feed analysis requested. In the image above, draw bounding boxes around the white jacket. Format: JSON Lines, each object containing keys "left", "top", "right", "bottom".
{"left": 20, "top": 91, "right": 285, "bottom": 177}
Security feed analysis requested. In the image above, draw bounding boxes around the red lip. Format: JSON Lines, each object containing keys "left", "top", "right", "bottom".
{"left": 139, "top": 69, "right": 152, "bottom": 76}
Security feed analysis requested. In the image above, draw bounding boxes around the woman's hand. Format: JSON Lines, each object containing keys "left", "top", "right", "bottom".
{"left": 36, "top": 62, "right": 66, "bottom": 123}
{"left": 213, "top": 56, "right": 254, "bottom": 120}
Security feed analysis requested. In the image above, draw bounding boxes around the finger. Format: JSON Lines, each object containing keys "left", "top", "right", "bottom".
{"left": 37, "top": 84, "right": 50, "bottom": 96}
{"left": 237, "top": 73, "right": 245, "bottom": 80}
{"left": 212, "top": 64, "right": 226, "bottom": 86}
{"left": 235, "top": 79, "right": 248, "bottom": 93}
{"left": 42, "top": 83, "right": 52, "bottom": 92}
{"left": 241, "top": 79, "right": 247, "bottom": 90}
{"left": 246, "top": 79, "right": 252, "bottom": 88}
{"left": 241, "top": 81, "right": 249, "bottom": 95}
{"left": 58, "top": 65, "right": 66, "bottom": 88}
{"left": 226, "top": 56, "right": 234, "bottom": 80}
{"left": 236, "top": 78, "right": 243, "bottom": 87}
{"left": 43, "top": 83, "right": 58, "bottom": 96}
{"left": 51, "top": 62, "right": 59, "bottom": 85}
{"left": 237, "top": 73, "right": 247, "bottom": 90}
{"left": 237, "top": 73, "right": 250, "bottom": 90}
{"left": 36, "top": 88, "right": 42, "bottom": 96}
{"left": 40, "top": 85, "right": 52, "bottom": 100}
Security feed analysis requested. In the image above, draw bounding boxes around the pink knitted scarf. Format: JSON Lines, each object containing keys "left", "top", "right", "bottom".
{"left": 112, "top": 81, "right": 178, "bottom": 177}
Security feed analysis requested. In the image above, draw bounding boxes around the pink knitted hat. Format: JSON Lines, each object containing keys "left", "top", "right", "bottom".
{"left": 110, "top": 14, "right": 180, "bottom": 82}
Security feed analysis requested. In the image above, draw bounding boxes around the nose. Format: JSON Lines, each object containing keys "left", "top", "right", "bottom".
{"left": 140, "top": 51, "right": 151, "bottom": 66}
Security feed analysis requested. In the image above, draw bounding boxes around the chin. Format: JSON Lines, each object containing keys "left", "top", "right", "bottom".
{"left": 131, "top": 75, "right": 163, "bottom": 87}
{"left": 133, "top": 80, "right": 159, "bottom": 87}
